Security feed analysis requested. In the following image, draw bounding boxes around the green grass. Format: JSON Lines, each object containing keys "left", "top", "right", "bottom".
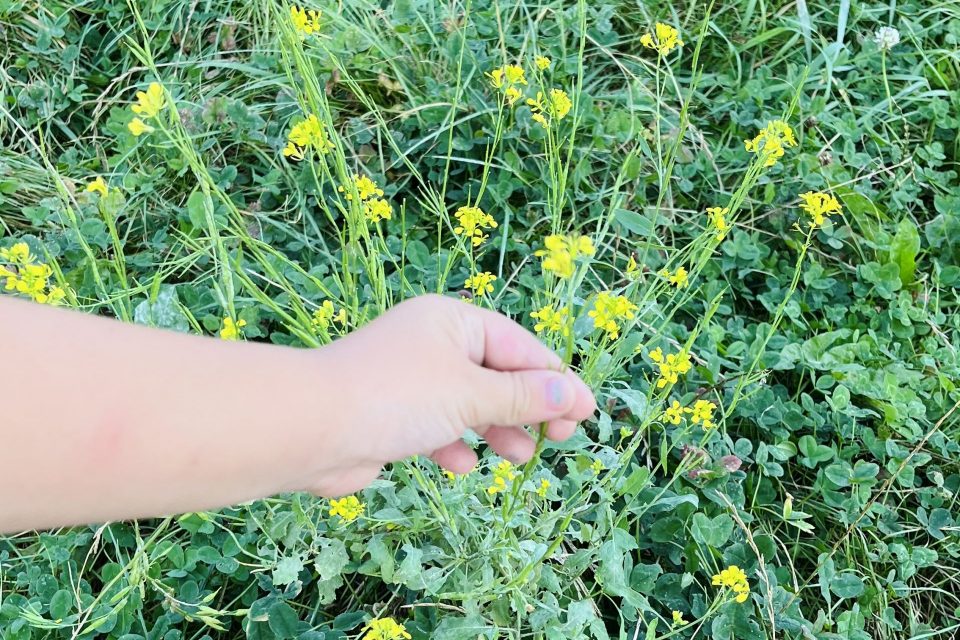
{"left": 1, "top": 0, "right": 959, "bottom": 639}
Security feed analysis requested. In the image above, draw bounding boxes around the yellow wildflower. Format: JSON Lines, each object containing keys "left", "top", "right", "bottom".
{"left": 535, "top": 234, "right": 595, "bottom": 279}
{"left": 672, "top": 611, "right": 687, "bottom": 627}
{"left": 504, "top": 86, "right": 523, "bottom": 105}
{"left": 338, "top": 174, "right": 384, "bottom": 201}
{"left": 535, "top": 56, "right": 551, "bottom": 70}
{"left": 328, "top": 496, "right": 365, "bottom": 522}
{"left": 487, "top": 460, "right": 516, "bottom": 495}
{"left": 0, "top": 244, "right": 67, "bottom": 305}
{"left": 712, "top": 565, "right": 751, "bottom": 603}
{"left": 219, "top": 317, "right": 246, "bottom": 341}
{"left": 290, "top": 5, "right": 322, "bottom": 36}
{"left": 312, "top": 300, "right": 347, "bottom": 332}
{"left": 86, "top": 177, "right": 109, "bottom": 197}
{"left": 659, "top": 266, "right": 689, "bottom": 288}
{"left": 0, "top": 242, "right": 32, "bottom": 265}
{"left": 649, "top": 347, "right": 692, "bottom": 388}
{"left": 590, "top": 459, "right": 604, "bottom": 475}
{"left": 453, "top": 206, "right": 498, "bottom": 246}
{"left": 128, "top": 117, "right": 154, "bottom": 136}
{"left": 663, "top": 400, "right": 685, "bottom": 425}
{"left": 687, "top": 399, "right": 717, "bottom": 429}
{"left": 588, "top": 292, "right": 637, "bottom": 339}
{"left": 361, "top": 617, "right": 411, "bottom": 640}
{"left": 131, "top": 82, "right": 166, "bottom": 119}
{"left": 364, "top": 198, "right": 393, "bottom": 223}
{"left": 536, "top": 478, "right": 550, "bottom": 498}
{"left": 526, "top": 88, "right": 572, "bottom": 128}
{"left": 464, "top": 271, "right": 497, "bottom": 296}
{"left": 707, "top": 206, "right": 730, "bottom": 239}
{"left": 744, "top": 120, "right": 797, "bottom": 167}
{"left": 625, "top": 255, "right": 640, "bottom": 279}
{"left": 641, "top": 23, "right": 683, "bottom": 56}
{"left": 283, "top": 114, "right": 334, "bottom": 160}
{"left": 530, "top": 304, "right": 570, "bottom": 336}
{"left": 619, "top": 426, "right": 634, "bottom": 439}
{"left": 799, "top": 191, "right": 842, "bottom": 229}
{"left": 488, "top": 64, "right": 526, "bottom": 104}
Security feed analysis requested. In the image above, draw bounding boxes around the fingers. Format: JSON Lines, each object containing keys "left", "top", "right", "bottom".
{"left": 480, "top": 426, "right": 536, "bottom": 463}
{"left": 467, "top": 366, "right": 596, "bottom": 429}
{"left": 430, "top": 441, "right": 478, "bottom": 474}
{"left": 460, "top": 303, "right": 563, "bottom": 372}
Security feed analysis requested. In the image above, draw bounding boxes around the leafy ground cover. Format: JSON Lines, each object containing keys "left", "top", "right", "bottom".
{"left": 1, "top": 1, "right": 959, "bottom": 639}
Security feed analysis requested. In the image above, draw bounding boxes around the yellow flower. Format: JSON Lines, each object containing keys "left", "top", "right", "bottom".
{"left": 487, "top": 460, "right": 516, "bottom": 495}
{"left": 219, "top": 317, "right": 247, "bottom": 341}
{"left": 131, "top": 82, "right": 166, "bottom": 119}
{"left": 290, "top": 5, "right": 322, "bottom": 36}
{"left": 453, "top": 206, "right": 498, "bottom": 246}
{"left": 86, "top": 177, "right": 109, "bottom": 197}
{"left": 488, "top": 64, "right": 526, "bottom": 103}
{"left": 619, "top": 426, "right": 634, "bottom": 439}
{"left": 663, "top": 400, "right": 685, "bottom": 425}
{"left": 530, "top": 304, "right": 570, "bottom": 336}
{"left": 672, "top": 610, "right": 687, "bottom": 627}
{"left": 712, "top": 565, "right": 751, "bottom": 603}
{"left": 649, "top": 347, "right": 692, "bottom": 388}
{"left": 590, "top": 459, "right": 604, "bottom": 475}
{"left": 364, "top": 198, "right": 393, "bottom": 223}
{"left": 329, "top": 496, "right": 365, "bottom": 522}
{"left": 283, "top": 114, "right": 334, "bottom": 160}
{"left": 312, "top": 300, "right": 347, "bottom": 332}
{"left": 744, "top": 120, "right": 797, "bottom": 168}
{"left": 0, "top": 242, "right": 32, "bottom": 265}
{"left": 535, "top": 56, "right": 551, "bottom": 70}
{"left": 338, "top": 174, "right": 384, "bottom": 201}
{"left": 588, "top": 291, "right": 637, "bottom": 339}
{"left": 503, "top": 64, "right": 526, "bottom": 85}
{"left": 535, "top": 234, "right": 595, "bottom": 279}
{"left": 799, "top": 191, "right": 842, "bottom": 229}
{"left": 536, "top": 478, "right": 550, "bottom": 498}
{"left": 361, "top": 617, "right": 411, "bottom": 640}
{"left": 128, "top": 117, "right": 154, "bottom": 136}
{"left": 707, "top": 206, "right": 730, "bottom": 239}
{"left": 526, "top": 89, "right": 572, "bottom": 128}
{"left": 641, "top": 23, "right": 684, "bottom": 56}
{"left": 625, "top": 255, "right": 640, "bottom": 279}
{"left": 505, "top": 86, "right": 523, "bottom": 105}
{"left": 688, "top": 399, "right": 717, "bottom": 429}
{"left": 659, "top": 266, "right": 689, "bottom": 288}
{"left": 464, "top": 271, "right": 496, "bottom": 296}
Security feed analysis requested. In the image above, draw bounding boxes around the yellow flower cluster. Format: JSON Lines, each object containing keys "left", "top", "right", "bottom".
{"left": 0, "top": 243, "right": 66, "bottom": 305}
{"left": 128, "top": 82, "right": 166, "bottom": 136}
{"left": 219, "top": 317, "right": 246, "bottom": 341}
{"left": 535, "top": 478, "right": 550, "bottom": 498}
{"left": 744, "top": 120, "right": 797, "bottom": 168}
{"left": 530, "top": 304, "right": 570, "bottom": 336}
{"left": 672, "top": 610, "right": 687, "bottom": 627}
{"left": 312, "top": 300, "right": 347, "bottom": 332}
{"left": 329, "top": 496, "right": 365, "bottom": 522}
{"left": 625, "top": 255, "right": 640, "bottom": 279}
{"left": 707, "top": 206, "right": 729, "bottom": 239}
{"left": 86, "top": 177, "right": 109, "bottom": 197}
{"left": 712, "top": 565, "right": 750, "bottom": 603}
{"left": 290, "top": 5, "right": 322, "bottom": 36}
{"left": 488, "top": 64, "right": 527, "bottom": 105}
{"left": 664, "top": 400, "right": 685, "bottom": 425}
{"left": 339, "top": 174, "right": 384, "bottom": 201}
{"left": 283, "top": 114, "right": 335, "bottom": 161}
{"left": 535, "top": 56, "right": 551, "bottom": 71}
{"left": 641, "top": 23, "right": 684, "bottom": 56}
{"left": 590, "top": 459, "right": 604, "bottom": 475}
{"left": 527, "top": 88, "right": 572, "bottom": 129}
{"left": 362, "top": 618, "right": 411, "bottom": 640}
{"left": 536, "top": 234, "right": 595, "bottom": 279}
{"left": 464, "top": 271, "right": 496, "bottom": 296}
{"left": 453, "top": 205, "right": 498, "bottom": 247}
{"left": 799, "top": 191, "right": 842, "bottom": 229}
{"left": 487, "top": 460, "right": 516, "bottom": 495}
{"left": 662, "top": 398, "right": 717, "bottom": 428}
{"left": 649, "top": 347, "right": 692, "bottom": 388}
{"left": 338, "top": 173, "right": 392, "bottom": 222}
{"left": 588, "top": 292, "right": 637, "bottom": 339}
{"left": 659, "top": 266, "right": 689, "bottom": 288}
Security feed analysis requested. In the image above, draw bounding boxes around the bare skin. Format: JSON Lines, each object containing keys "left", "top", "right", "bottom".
{"left": 0, "top": 294, "right": 595, "bottom": 533}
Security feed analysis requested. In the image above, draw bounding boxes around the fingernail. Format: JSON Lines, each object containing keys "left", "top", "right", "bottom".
{"left": 547, "top": 377, "right": 567, "bottom": 410}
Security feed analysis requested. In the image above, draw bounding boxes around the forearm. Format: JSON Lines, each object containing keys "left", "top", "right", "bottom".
{"left": 0, "top": 298, "right": 337, "bottom": 532}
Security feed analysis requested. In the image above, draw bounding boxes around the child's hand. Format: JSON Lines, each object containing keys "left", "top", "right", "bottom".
{"left": 297, "top": 295, "right": 596, "bottom": 496}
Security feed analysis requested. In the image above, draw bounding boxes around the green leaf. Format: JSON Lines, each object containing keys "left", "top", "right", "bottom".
{"left": 272, "top": 555, "right": 304, "bottom": 587}
{"left": 267, "top": 601, "right": 301, "bottom": 639}
{"left": 888, "top": 218, "right": 920, "bottom": 284}
{"left": 830, "top": 573, "right": 864, "bottom": 598}
{"left": 49, "top": 589, "right": 73, "bottom": 620}
{"left": 690, "top": 513, "right": 734, "bottom": 548}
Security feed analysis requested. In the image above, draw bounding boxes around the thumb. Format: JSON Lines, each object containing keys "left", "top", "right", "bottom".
{"left": 466, "top": 367, "right": 578, "bottom": 427}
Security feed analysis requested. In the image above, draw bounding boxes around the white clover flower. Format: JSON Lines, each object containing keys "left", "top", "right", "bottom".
{"left": 874, "top": 26, "right": 900, "bottom": 51}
